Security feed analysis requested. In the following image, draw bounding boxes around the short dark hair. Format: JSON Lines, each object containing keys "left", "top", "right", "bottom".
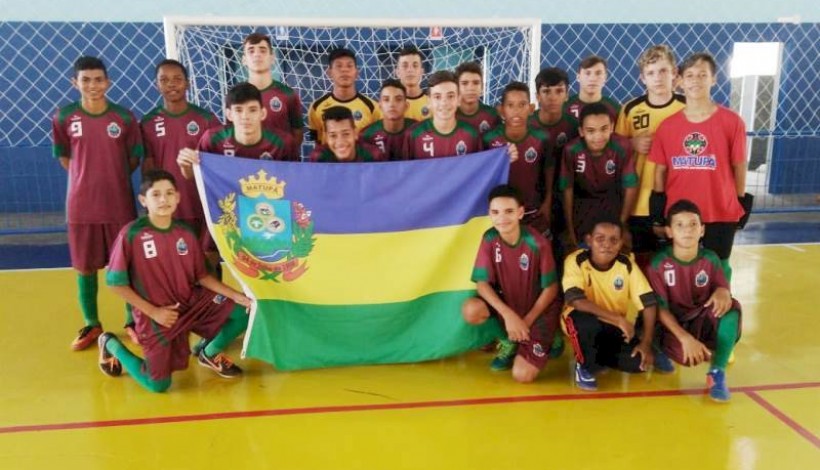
{"left": 140, "top": 169, "right": 177, "bottom": 195}
{"left": 427, "top": 70, "right": 457, "bottom": 90}
{"left": 74, "top": 56, "right": 107, "bottom": 78}
{"left": 397, "top": 45, "right": 423, "bottom": 61}
{"left": 579, "top": 55, "right": 608, "bottom": 71}
{"left": 488, "top": 184, "right": 524, "bottom": 207}
{"left": 226, "top": 82, "right": 262, "bottom": 107}
{"left": 322, "top": 105, "right": 355, "bottom": 126}
{"left": 155, "top": 59, "right": 188, "bottom": 80}
{"left": 381, "top": 78, "right": 407, "bottom": 96}
{"left": 666, "top": 199, "right": 703, "bottom": 225}
{"left": 579, "top": 102, "right": 614, "bottom": 125}
{"left": 501, "top": 81, "right": 529, "bottom": 103}
{"left": 243, "top": 32, "right": 272, "bottom": 50}
{"left": 680, "top": 52, "right": 717, "bottom": 75}
{"left": 590, "top": 216, "right": 623, "bottom": 237}
{"left": 327, "top": 47, "right": 357, "bottom": 67}
{"left": 455, "top": 61, "right": 482, "bottom": 80}
{"left": 535, "top": 67, "right": 569, "bottom": 91}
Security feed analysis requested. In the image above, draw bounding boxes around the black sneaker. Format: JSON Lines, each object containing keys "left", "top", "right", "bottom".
{"left": 197, "top": 350, "right": 243, "bottom": 378}
{"left": 98, "top": 333, "right": 122, "bottom": 377}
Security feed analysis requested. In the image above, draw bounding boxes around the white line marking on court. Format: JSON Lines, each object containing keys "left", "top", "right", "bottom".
{"left": 783, "top": 245, "right": 806, "bottom": 252}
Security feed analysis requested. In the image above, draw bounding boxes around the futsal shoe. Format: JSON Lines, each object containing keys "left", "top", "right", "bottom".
{"left": 71, "top": 324, "right": 103, "bottom": 351}
{"left": 124, "top": 323, "right": 140, "bottom": 345}
{"left": 653, "top": 350, "right": 676, "bottom": 374}
{"left": 574, "top": 363, "right": 598, "bottom": 391}
{"left": 97, "top": 333, "right": 122, "bottom": 377}
{"left": 707, "top": 368, "right": 731, "bottom": 402}
{"left": 197, "top": 350, "right": 243, "bottom": 378}
{"left": 490, "top": 338, "right": 517, "bottom": 371}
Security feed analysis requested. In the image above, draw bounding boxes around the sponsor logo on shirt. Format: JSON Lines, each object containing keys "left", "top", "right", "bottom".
{"left": 456, "top": 140, "right": 467, "bottom": 156}
{"left": 671, "top": 155, "right": 717, "bottom": 170}
{"left": 519, "top": 253, "right": 530, "bottom": 271}
{"left": 532, "top": 342, "right": 546, "bottom": 358}
{"left": 176, "top": 237, "right": 189, "bottom": 256}
{"left": 613, "top": 275, "right": 624, "bottom": 291}
{"left": 186, "top": 120, "right": 200, "bottom": 136}
{"left": 695, "top": 269, "right": 709, "bottom": 287}
{"left": 524, "top": 147, "right": 537, "bottom": 163}
{"left": 270, "top": 97, "right": 283, "bottom": 113}
{"left": 422, "top": 135, "right": 434, "bottom": 142}
{"left": 106, "top": 122, "right": 122, "bottom": 138}
{"left": 605, "top": 159, "right": 616, "bottom": 175}
{"left": 140, "top": 232, "right": 154, "bottom": 241}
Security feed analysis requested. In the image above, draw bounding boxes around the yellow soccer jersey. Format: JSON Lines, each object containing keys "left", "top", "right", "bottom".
{"left": 308, "top": 92, "right": 382, "bottom": 144}
{"left": 405, "top": 93, "right": 430, "bottom": 121}
{"left": 616, "top": 94, "right": 686, "bottom": 216}
{"left": 561, "top": 249, "right": 656, "bottom": 320}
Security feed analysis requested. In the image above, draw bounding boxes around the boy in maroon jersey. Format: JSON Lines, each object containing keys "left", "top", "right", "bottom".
{"left": 309, "top": 106, "right": 385, "bottom": 162}
{"left": 360, "top": 79, "right": 416, "bottom": 160}
{"left": 403, "top": 71, "right": 483, "bottom": 159}
{"left": 462, "top": 185, "right": 561, "bottom": 383}
{"left": 98, "top": 169, "right": 252, "bottom": 392}
{"left": 241, "top": 32, "right": 304, "bottom": 150}
{"left": 177, "top": 82, "right": 295, "bottom": 178}
{"left": 565, "top": 55, "right": 620, "bottom": 123}
{"left": 483, "top": 82, "right": 551, "bottom": 233}
{"left": 560, "top": 102, "right": 637, "bottom": 251}
{"left": 141, "top": 60, "right": 221, "bottom": 282}
{"left": 650, "top": 52, "right": 752, "bottom": 279}
{"left": 455, "top": 61, "right": 501, "bottom": 134}
{"left": 646, "top": 199, "right": 741, "bottom": 402}
{"left": 52, "top": 56, "right": 143, "bottom": 350}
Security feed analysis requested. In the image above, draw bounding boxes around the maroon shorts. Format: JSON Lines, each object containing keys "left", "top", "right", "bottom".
{"left": 68, "top": 222, "right": 127, "bottom": 272}
{"left": 487, "top": 299, "right": 562, "bottom": 370}
{"left": 660, "top": 302, "right": 742, "bottom": 366}
{"left": 134, "top": 287, "right": 237, "bottom": 380}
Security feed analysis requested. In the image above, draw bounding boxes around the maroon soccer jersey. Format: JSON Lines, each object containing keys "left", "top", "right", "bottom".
{"left": 565, "top": 95, "right": 621, "bottom": 123}
{"left": 360, "top": 118, "right": 416, "bottom": 161}
{"left": 559, "top": 134, "right": 637, "bottom": 238}
{"left": 403, "top": 119, "right": 482, "bottom": 159}
{"left": 483, "top": 128, "right": 553, "bottom": 212}
{"left": 528, "top": 111, "right": 580, "bottom": 192}
{"left": 646, "top": 247, "right": 731, "bottom": 322}
{"left": 259, "top": 80, "right": 304, "bottom": 135}
{"left": 471, "top": 226, "right": 558, "bottom": 316}
{"left": 141, "top": 104, "right": 220, "bottom": 221}
{"left": 457, "top": 103, "right": 501, "bottom": 135}
{"left": 198, "top": 126, "right": 294, "bottom": 161}
{"left": 52, "top": 102, "right": 143, "bottom": 224}
{"left": 308, "top": 142, "right": 386, "bottom": 162}
{"left": 107, "top": 217, "right": 208, "bottom": 308}
{"left": 648, "top": 106, "right": 746, "bottom": 223}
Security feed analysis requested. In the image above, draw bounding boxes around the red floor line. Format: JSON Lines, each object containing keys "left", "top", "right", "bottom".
{"left": 745, "top": 391, "right": 820, "bottom": 449}
{"left": 1, "top": 381, "right": 818, "bottom": 435}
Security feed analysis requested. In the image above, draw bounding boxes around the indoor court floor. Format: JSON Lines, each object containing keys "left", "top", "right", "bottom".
{"left": 0, "top": 223, "right": 818, "bottom": 469}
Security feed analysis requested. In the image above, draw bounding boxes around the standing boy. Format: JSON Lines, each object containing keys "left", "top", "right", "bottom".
{"left": 360, "top": 79, "right": 416, "bottom": 160}
{"left": 566, "top": 55, "right": 620, "bottom": 123}
{"left": 52, "top": 56, "right": 143, "bottom": 350}
{"left": 646, "top": 199, "right": 741, "bottom": 402}
{"left": 395, "top": 45, "right": 430, "bottom": 121}
{"left": 463, "top": 185, "right": 561, "bottom": 383}
{"left": 455, "top": 61, "right": 501, "bottom": 134}
{"left": 98, "top": 169, "right": 252, "bottom": 392}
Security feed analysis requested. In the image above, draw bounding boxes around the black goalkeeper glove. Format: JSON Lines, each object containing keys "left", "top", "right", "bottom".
{"left": 737, "top": 192, "right": 754, "bottom": 229}
{"left": 649, "top": 191, "right": 667, "bottom": 227}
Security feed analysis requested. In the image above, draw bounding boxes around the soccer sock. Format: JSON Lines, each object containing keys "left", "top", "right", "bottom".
{"left": 204, "top": 305, "right": 249, "bottom": 357}
{"left": 77, "top": 273, "right": 99, "bottom": 327}
{"left": 105, "top": 336, "right": 171, "bottom": 393}
{"left": 124, "top": 303, "right": 134, "bottom": 325}
{"left": 711, "top": 309, "right": 740, "bottom": 370}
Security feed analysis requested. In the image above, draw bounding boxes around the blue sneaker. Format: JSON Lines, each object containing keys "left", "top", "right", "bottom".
{"left": 574, "top": 363, "right": 598, "bottom": 391}
{"left": 707, "top": 368, "right": 731, "bottom": 402}
{"left": 653, "top": 350, "right": 675, "bottom": 373}
{"left": 549, "top": 334, "right": 565, "bottom": 359}
{"left": 490, "top": 339, "right": 517, "bottom": 371}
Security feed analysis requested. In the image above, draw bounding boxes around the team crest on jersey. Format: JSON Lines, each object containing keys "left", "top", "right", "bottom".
{"left": 217, "top": 170, "right": 314, "bottom": 282}
{"left": 270, "top": 97, "right": 283, "bottom": 112}
{"left": 186, "top": 120, "right": 200, "bottom": 136}
{"left": 605, "top": 159, "right": 616, "bottom": 175}
{"left": 176, "top": 237, "right": 189, "bottom": 255}
{"left": 353, "top": 110, "right": 363, "bottom": 121}
{"left": 684, "top": 132, "right": 708, "bottom": 156}
{"left": 613, "top": 275, "right": 624, "bottom": 291}
{"left": 519, "top": 253, "right": 530, "bottom": 271}
{"left": 260, "top": 152, "right": 273, "bottom": 160}
{"left": 532, "top": 342, "right": 546, "bottom": 358}
{"left": 479, "top": 120, "right": 490, "bottom": 133}
{"left": 557, "top": 132, "right": 568, "bottom": 146}
{"left": 695, "top": 269, "right": 709, "bottom": 287}
{"left": 456, "top": 140, "right": 467, "bottom": 156}
{"left": 524, "top": 147, "right": 537, "bottom": 163}
{"left": 212, "top": 294, "right": 227, "bottom": 304}
{"left": 421, "top": 106, "right": 430, "bottom": 116}
{"left": 106, "top": 122, "right": 121, "bottom": 138}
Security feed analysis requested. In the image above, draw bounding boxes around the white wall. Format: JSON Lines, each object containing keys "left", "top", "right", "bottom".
{"left": 1, "top": 0, "right": 816, "bottom": 23}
